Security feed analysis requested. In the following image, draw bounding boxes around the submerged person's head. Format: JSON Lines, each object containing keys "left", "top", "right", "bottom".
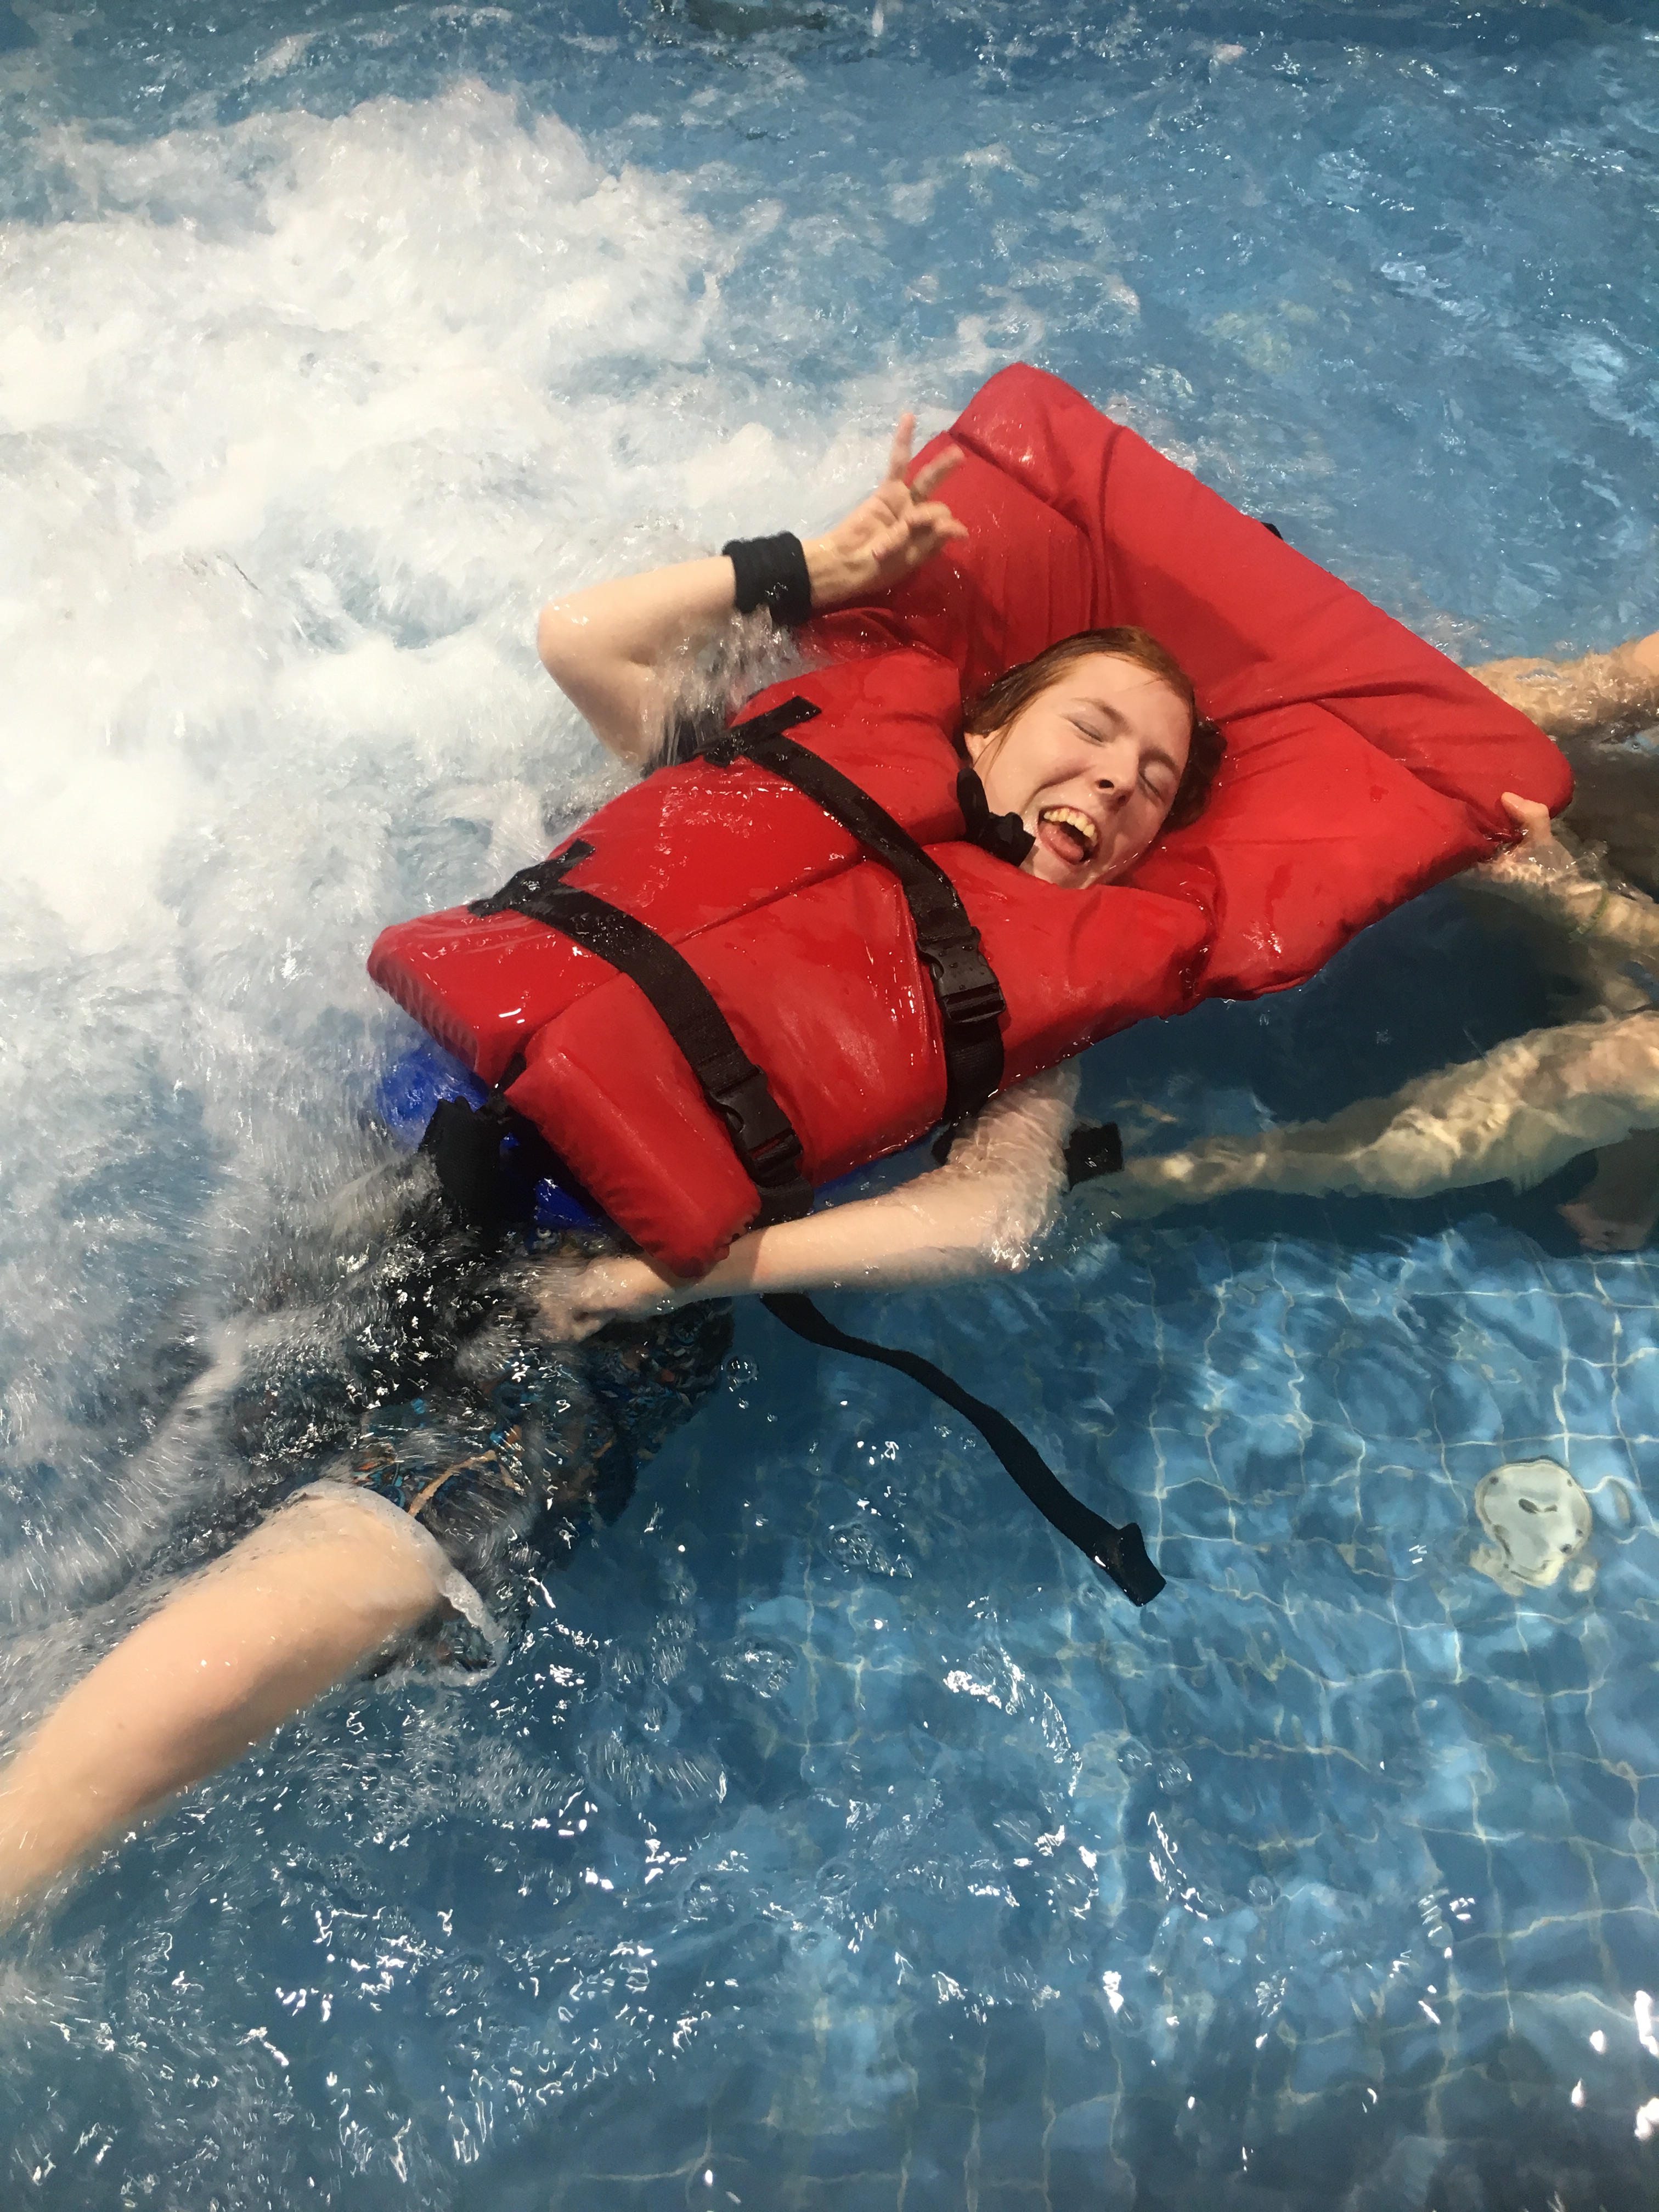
{"left": 964, "top": 628, "right": 1224, "bottom": 888}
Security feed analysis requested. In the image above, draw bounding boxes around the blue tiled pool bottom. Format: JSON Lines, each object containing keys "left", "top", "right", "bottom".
{"left": 20, "top": 1165, "right": 1659, "bottom": 2207}
{"left": 573, "top": 1224, "right": 1659, "bottom": 2210}
{"left": 13, "top": 834, "right": 1659, "bottom": 2209}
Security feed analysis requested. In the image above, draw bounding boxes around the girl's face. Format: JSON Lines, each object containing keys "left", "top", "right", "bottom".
{"left": 964, "top": 653, "right": 1192, "bottom": 889}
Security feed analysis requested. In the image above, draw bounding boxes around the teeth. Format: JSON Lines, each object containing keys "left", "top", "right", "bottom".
{"left": 1039, "top": 805, "right": 1097, "bottom": 854}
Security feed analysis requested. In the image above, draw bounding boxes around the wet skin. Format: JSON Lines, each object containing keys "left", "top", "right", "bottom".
{"left": 965, "top": 653, "right": 1192, "bottom": 888}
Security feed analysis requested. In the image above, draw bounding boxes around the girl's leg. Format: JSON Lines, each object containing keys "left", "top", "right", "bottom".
{"left": 1094, "top": 1014, "right": 1659, "bottom": 1220}
{"left": 1471, "top": 630, "right": 1659, "bottom": 742}
{"left": 0, "top": 1489, "right": 444, "bottom": 1916}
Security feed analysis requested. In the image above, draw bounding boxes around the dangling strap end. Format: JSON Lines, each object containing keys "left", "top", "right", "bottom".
{"left": 469, "top": 839, "right": 594, "bottom": 918}
{"left": 704, "top": 696, "right": 822, "bottom": 769}
{"left": 764, "top": 1293, "right": 1165, "bottom": 1610}
{"left": 1094, "top": 1523, "right": 1165, "bottom": 1607}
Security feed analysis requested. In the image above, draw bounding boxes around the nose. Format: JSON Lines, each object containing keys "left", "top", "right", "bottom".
{"left": 1090, "top": 733, "right": 1136, "bottom": 795}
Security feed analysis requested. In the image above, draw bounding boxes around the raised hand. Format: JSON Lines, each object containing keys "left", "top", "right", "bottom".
{"left": 803, "top": 412, "right": 969, "bottom": 611}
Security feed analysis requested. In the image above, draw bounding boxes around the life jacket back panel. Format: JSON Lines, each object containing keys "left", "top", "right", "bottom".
{"left": 900, "top": 370, "right": 1558, "bottom": 994}
{"left": 369, "top": 365, "right": 1571, "bottom": 1275}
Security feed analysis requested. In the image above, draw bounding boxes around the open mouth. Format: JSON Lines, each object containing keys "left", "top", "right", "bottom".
{"left": 1037, "top": 805, "right": 1097, "bottom": 869}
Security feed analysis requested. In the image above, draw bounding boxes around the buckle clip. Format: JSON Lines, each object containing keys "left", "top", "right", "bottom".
{"left": 927, "top": 935, "right": 1007, "bottom": 1029}
{"left": 709, "top": 1064, "right": 803, "bottom": 1185}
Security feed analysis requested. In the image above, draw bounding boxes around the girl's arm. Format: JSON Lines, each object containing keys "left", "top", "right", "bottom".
{"left": 1471, "top": 629, "right": 1659, "bottom": 743}
{"left": 535, "top": 1065, "right": 1080, "bottom": 1341}
{"left": 536, "top": 414, "right": 968, "bottom": 765}
{"left": 1479, "top": 792, "right": 1659, "bottom": 963}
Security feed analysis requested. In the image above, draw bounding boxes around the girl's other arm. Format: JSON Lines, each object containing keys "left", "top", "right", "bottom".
{"left": 535, "top": 414, "right": 966, "bottom": 766}
{"left": 1479, "top": 792, "right": 1659, "bottom": 963}
{"left": 536, "top": 1065, "right": 1079, "bottom": 1341}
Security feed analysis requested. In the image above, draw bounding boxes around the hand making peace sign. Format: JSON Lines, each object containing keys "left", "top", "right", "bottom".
{"left": 803, "top": 412, "right": 969, "bottom": 611}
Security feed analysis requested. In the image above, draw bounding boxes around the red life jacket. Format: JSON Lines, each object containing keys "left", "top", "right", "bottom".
{"left": 369, "top": 364, "right": 1571, "bottom": 1277}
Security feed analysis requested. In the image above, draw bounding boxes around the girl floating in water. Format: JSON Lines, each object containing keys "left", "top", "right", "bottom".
{"left": 0, "top": 419, "right": 1224, "bottom": 1916}
{"left": 1, "top": 400, "right": 1611, "bottom": 1917}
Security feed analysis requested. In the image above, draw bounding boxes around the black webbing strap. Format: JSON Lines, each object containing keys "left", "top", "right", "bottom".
{"left": 470, "top": 842, "right": 812, "bottom": 1229}
{"left": 762, "top": 1293, "right": 1165, "bottom": 1606}
{"left": 708, "top": 698, "right": 1008, "bottom": 1127}
{"left": 955, "top": 764, "right": 1035, "bottom": 866}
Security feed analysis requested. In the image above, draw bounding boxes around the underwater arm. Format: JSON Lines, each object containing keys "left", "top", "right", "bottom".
{"left": 1471, "top": 628, "right": 1659, "bottom": 743}
{"left": 536, "top": 1065, "right": 1079, "bottom": 1339}
{"left": 1092, "top": 798, "right": 1659, "bottom": 1232}
{"left": 1477, "top": 793, "right": 1659, "bottom": 962}
{"left": 535, "top": 415, "right": 966, "bottom": 765}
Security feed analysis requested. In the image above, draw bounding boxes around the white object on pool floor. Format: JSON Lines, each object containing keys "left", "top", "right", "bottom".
{"left": 1472, "top": 1459, "right": 1594, "bottom": 1594}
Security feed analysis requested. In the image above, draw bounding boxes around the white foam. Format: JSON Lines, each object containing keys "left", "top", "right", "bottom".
{"left": 0, "top": 81, "right": 942, "bottom": 1598}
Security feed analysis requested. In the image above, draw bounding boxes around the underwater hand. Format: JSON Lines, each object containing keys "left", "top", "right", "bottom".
{"left": 803, "top": 411, "right": 968, "bottom": 610}
{"left": 1478, "top": 791, "right": 1578, "bottom": 886}
{"left": 533, "top": 1254, "right": 680, "bottom": 1342}
{"left": 1499, "top": 791, "right": 1558, "bottom": 854}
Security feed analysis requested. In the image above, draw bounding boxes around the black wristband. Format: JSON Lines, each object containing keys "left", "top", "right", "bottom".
{"left": 722, "top": 532, "right": 814, "bottom": 629}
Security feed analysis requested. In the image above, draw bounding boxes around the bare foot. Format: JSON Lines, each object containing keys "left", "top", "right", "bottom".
{"left": 1558, "top": 1129, "right": 1659, "bottom": 1251}
{"left": 1558, "top": 1199, "right": 1654, "bottom": 1252}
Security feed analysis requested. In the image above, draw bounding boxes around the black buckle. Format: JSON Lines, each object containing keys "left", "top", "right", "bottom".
{"left": 926, "top": 936, "right": 1007, "bottom": 1028}
{"left": 708, "top": 1063, "right": 804, "bottom": 1185}
{"left": 1092, "top": 1522, "right": 1165, "bottom": 1607}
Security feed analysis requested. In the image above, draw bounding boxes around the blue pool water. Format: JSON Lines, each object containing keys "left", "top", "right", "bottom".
{"left": 3, "top": 0, "right": 1659, "bottom": 2203}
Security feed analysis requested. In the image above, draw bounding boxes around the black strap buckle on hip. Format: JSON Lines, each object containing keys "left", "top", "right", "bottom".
{"left": 707, "top": 698, "right": 1009, "bottom": 1127}
{"left": 420, "top": 1072, "right": 606, "bottom": 1236}
{"left": 763, "top": 1293, "right": 1164, "bottom": 1607}
{"left": 469, "top": 839, "right": 812, "bottom": 1229}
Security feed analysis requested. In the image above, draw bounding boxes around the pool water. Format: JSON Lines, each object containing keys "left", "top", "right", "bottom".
{"left": 3, "top": 0, "right": 1659, "bottom": 2203}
